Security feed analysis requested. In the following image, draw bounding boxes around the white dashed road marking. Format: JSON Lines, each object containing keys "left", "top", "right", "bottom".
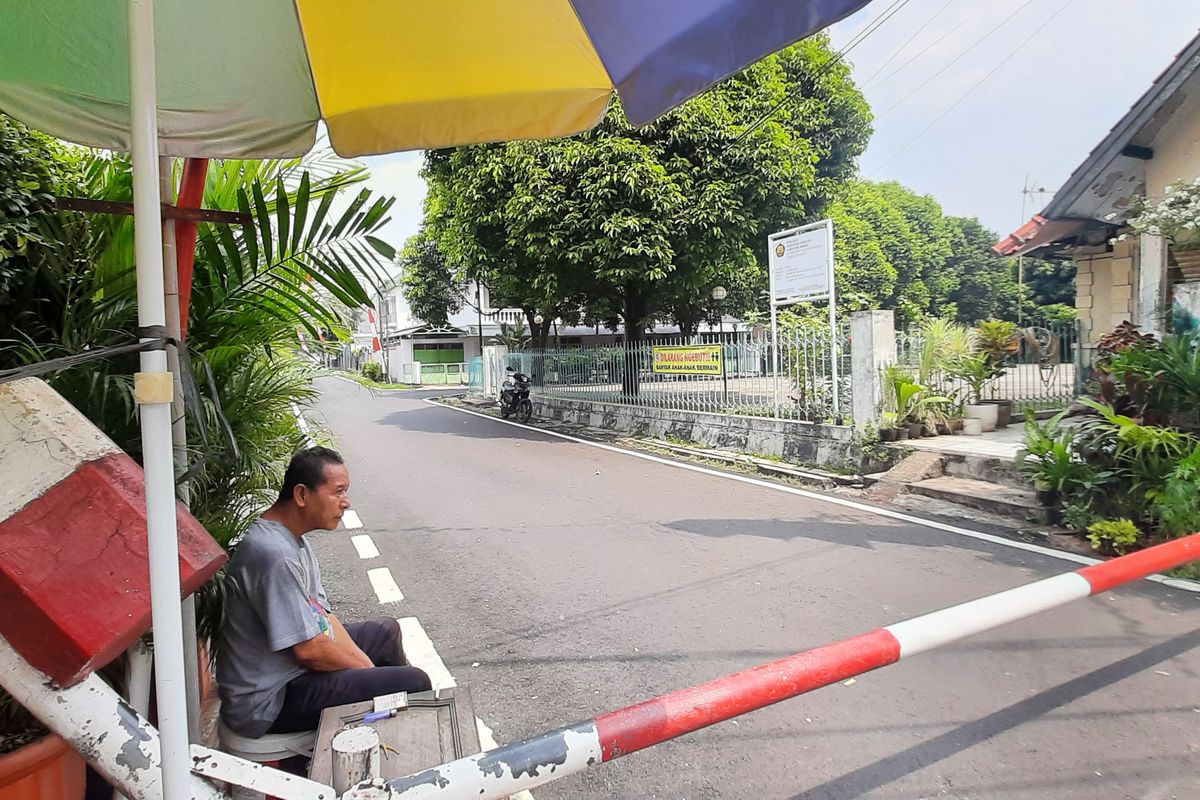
{"left": 400, "top": 617, "right": 534, "bottom": 800}
{"left": 291, "top": 403, "right": 315, "bottom": 447}
{"left": 312, "top": 400, "right": 530, "bottom": 797}
{"left": 350, "top": 533, "right": 378, "bottom": 559}
{"left": 398, "top": 617, "right": 455, "bottom": 690}
{"left": 367, "top": 567, "right": 405, "bottom": 603}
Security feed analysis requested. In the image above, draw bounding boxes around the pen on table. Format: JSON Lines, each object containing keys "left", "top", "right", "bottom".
{"left": 362, "top": 709, "right": 397, "bottom": 723}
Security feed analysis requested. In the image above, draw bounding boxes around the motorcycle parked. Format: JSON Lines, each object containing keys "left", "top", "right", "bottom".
{"left": 499, "top": 366, "right": 533, "bottom": 422}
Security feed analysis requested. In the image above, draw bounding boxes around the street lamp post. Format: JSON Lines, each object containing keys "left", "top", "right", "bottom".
{"left": 533, "top": 313, "right": 545, "bottom": 386}
{"left": 711, "top": 286, "right": 728, "bottom": 404}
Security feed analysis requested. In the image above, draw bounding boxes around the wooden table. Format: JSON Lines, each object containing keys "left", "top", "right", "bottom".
{"left": 308, "top": 686, "right": 481, "bottom": 787}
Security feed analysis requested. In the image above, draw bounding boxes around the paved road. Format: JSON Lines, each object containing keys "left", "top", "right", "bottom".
{"left": 306, "top": 377, "right": 1200, "bottom": 800}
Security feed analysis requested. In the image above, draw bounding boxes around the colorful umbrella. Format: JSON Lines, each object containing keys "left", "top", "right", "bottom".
{"left": 0, "top": 0, "right": 870, "bottom": 157}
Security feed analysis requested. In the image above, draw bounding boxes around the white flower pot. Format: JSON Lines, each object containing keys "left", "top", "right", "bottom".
{"left": 963, "top": 402, "right": 998, "bottom": 432}
{"left": 961, "top": 418, "right": 983, "bottom": 436}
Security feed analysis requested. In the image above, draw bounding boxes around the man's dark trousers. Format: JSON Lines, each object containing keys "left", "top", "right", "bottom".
{"left": 268, "top": 618, "right": 432, "bottom": 733}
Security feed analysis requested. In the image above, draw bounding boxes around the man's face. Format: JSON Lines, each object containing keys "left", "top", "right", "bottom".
{"left": 296, "top": 463, "right": 352, "bottom": 531}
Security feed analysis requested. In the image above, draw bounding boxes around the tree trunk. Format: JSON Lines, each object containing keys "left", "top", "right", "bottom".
{"left": 621, "top": 289, "right": 650, "bottom": 398}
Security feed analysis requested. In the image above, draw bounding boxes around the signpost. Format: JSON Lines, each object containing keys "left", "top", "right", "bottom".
{"left": 767, "top": 220, "right": 838, "bottom": 419}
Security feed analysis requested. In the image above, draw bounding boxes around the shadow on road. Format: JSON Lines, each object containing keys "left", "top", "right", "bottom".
{"left": 376, "top": 405, "right": 561, "bottom": 442}
{"left": 663, "top": 517, "right": 1200, "bottom": 611}
{"left": 789, "top": 627, "right": 1200, "bottom": 799}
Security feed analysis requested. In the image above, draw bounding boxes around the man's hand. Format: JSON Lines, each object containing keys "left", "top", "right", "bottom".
{"left": 292, "top": 613, "right": 373, "bottom": 671}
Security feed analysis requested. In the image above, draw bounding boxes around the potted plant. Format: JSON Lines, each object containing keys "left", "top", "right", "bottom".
{"left": 0, "top": 692, "right": 85, "bottom": 800}
{"left": 878, "top": 411, "right": 900, "bottom": 441}
{"left": 976, "top": 320, "right": 1018, "bottom": 426}
{"left": 916, "top": 393, "right": 954, "bottom": 437}
{"left": 883, "top": 365, "right": 920, "bottom": 439}
{"left": 950, "top": 352, "right": 998, "bottom": 431}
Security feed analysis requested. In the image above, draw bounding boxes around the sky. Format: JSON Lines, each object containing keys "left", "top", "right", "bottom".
{"left": 357, "top": 0, "right": 1200, "bottom": 254}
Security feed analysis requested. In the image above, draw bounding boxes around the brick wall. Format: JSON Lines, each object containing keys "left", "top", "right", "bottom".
{"left": 1074, "top": 238, "right": 1138, "bottom": 346}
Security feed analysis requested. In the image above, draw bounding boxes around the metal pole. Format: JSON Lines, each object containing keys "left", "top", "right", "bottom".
{"left": 826, "top": 220, "right": 840, "bottom": 422}
{"left": 128, "top": 2, "right": 190, "bottom": 797}
{"left": 476, "top": 280, "right": 484, "bottom": 354}
{"left": 159, "top": 158, "right": 202, "bottom": 744}
{"left": 768, "top": 235, "right": 781, "bottom": 418}
{"left": 719, "top": 314, "right": 728, "bottom": 405}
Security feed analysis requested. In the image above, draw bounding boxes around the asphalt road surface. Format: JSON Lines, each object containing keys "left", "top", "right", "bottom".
{"left": 305, "top": 377, "right": 1200, "bottom": 800}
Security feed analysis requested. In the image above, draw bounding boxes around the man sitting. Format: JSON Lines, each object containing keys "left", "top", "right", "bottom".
{"left": 218, "top": 447, "right": 431, "bottom": 738}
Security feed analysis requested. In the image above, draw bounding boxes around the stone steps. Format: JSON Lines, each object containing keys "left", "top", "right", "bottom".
{"left": 941, "top": 452, "right": 1027, "bottom": 490}
{"left": 906, "top": 475, "right": 1049, "bottom": 524}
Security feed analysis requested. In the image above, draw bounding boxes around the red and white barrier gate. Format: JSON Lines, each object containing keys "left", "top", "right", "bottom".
{"left": 371, "top": 534, "right": 1200, "bottom": 800}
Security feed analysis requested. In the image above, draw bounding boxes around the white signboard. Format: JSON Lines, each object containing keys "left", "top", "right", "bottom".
{"left": 768, "top": 221, "right": 832, "bottom": 304}
{"left": 765, "top": 219, "right": 840, "bottom": 419}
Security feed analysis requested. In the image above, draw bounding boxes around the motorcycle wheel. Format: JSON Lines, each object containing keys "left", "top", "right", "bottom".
{"left": 500, "top": 404, "right": 512, "bottom": 419}
{"left": 516, "top": 398, "right": 533, "bottom": 423}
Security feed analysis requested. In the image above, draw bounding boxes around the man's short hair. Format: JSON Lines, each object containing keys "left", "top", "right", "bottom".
{"left": 278, "top": 447, "right": 345, "bottom": 504}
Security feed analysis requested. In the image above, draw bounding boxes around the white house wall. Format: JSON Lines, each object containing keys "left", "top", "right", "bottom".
{"left": 1147, "top": 76, "right": 1200, "bottom": 196}
{"left": 1075, "top": 238, "right": 1138, "bottom": 347}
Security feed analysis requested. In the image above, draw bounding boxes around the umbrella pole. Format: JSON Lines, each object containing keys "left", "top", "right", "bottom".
{"left": 129, "top": 1, "right": 191, "bottom": 798}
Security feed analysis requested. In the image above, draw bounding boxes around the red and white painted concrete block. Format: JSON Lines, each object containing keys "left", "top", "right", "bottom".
{"left": 0, "top": 377, "right": 226, "bottom": 687}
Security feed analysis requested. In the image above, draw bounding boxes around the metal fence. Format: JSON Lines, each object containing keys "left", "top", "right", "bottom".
{"left": 895, "top": 322, "right": 1088, "bottom": 412}
{"left": 326, "top": 345, "right": 362, "bottom": 373}
{"left": 468, "top": 357, "right": 483, "bottom": 393}
{"left": 420, "top": 362, "right": 467, "bottom": 385}
{"left": 503, "top": 328, "right": 851, "bottom": 422}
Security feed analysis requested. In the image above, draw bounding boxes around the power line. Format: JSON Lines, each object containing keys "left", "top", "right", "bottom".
{"left": 720, "top": 0, "right": 916, "bottom": 157}
{"left": 859, "top": 0, "right": 958, "bottom": 87}
{"left": 869, "top": 0, "right": 1077, "bottom": 176}
{"left": 864, "top": 0, "right": 1003, "bottom": 91}
{"left": 875, "top": 0, "right": 1037, "bottom": 120}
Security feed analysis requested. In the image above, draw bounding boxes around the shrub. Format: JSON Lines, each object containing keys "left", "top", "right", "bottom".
{"left": 361, "top": 361, "right": 385, "bottom": 382}
{"left": 1152, "top": 445, "right": 1200, "bottom": 538}
{"left": 1086, "top": 518, "right": 1141, "bottom": 555}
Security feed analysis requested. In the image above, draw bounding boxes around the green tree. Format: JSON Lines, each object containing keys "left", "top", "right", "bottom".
{"left": 944, "top": 216, "right": 1021, "bottom": 324}
{"left": 399, "top": 230, "right": 461, "bottom": 327}
{"left": 1024, "top": 258, "right": 1076, "bottom": 310}
{"left": 823, "top": 180, "right": 958, "bottom": 323}
{"left": 424, "top": 35, "right": 871, "bottom": 364}
{"left": 0, "top": 114, "right": 83, "bottom": 330}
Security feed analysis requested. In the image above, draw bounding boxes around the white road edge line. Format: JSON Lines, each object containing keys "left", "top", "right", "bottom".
{"left": 290, "top": 402, "right": 316, "bottom": 448}
{"left": 350, "top": 533, "right": 378, "bottom": 559}
{"left": 399, "top": 617, "right": 534, "bottom": 800}
{"left": 426, "top": 398, "right": 1200, "bottom": 594}
{"left": 342, "top": 509, "right": 364, "bottom": 530}
{"left": 367, "top": 567, "right": 405, "bottom": 603}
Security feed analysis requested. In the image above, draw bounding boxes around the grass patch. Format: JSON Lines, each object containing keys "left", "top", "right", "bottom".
{"left": 337, "top": 371, "right": 418, "bottom": 390}
{"left": 1165, "top": 563, "right": 1200, "bottom": 582}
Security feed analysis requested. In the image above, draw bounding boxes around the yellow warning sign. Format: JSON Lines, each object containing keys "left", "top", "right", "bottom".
{"left": 651, "top": 345, "right": 724, "bottom": 375}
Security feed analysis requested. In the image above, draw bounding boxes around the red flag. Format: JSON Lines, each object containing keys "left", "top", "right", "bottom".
{"left": 368, "top": 309, "right": 376, "bottom": 325}
{"left": 372, "top": 337, "right": 381, "bottom": 353}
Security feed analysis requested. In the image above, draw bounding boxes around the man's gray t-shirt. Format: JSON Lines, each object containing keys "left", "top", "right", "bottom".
{"left": 217, "top": 518, "right": 332, "bottom": 737}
